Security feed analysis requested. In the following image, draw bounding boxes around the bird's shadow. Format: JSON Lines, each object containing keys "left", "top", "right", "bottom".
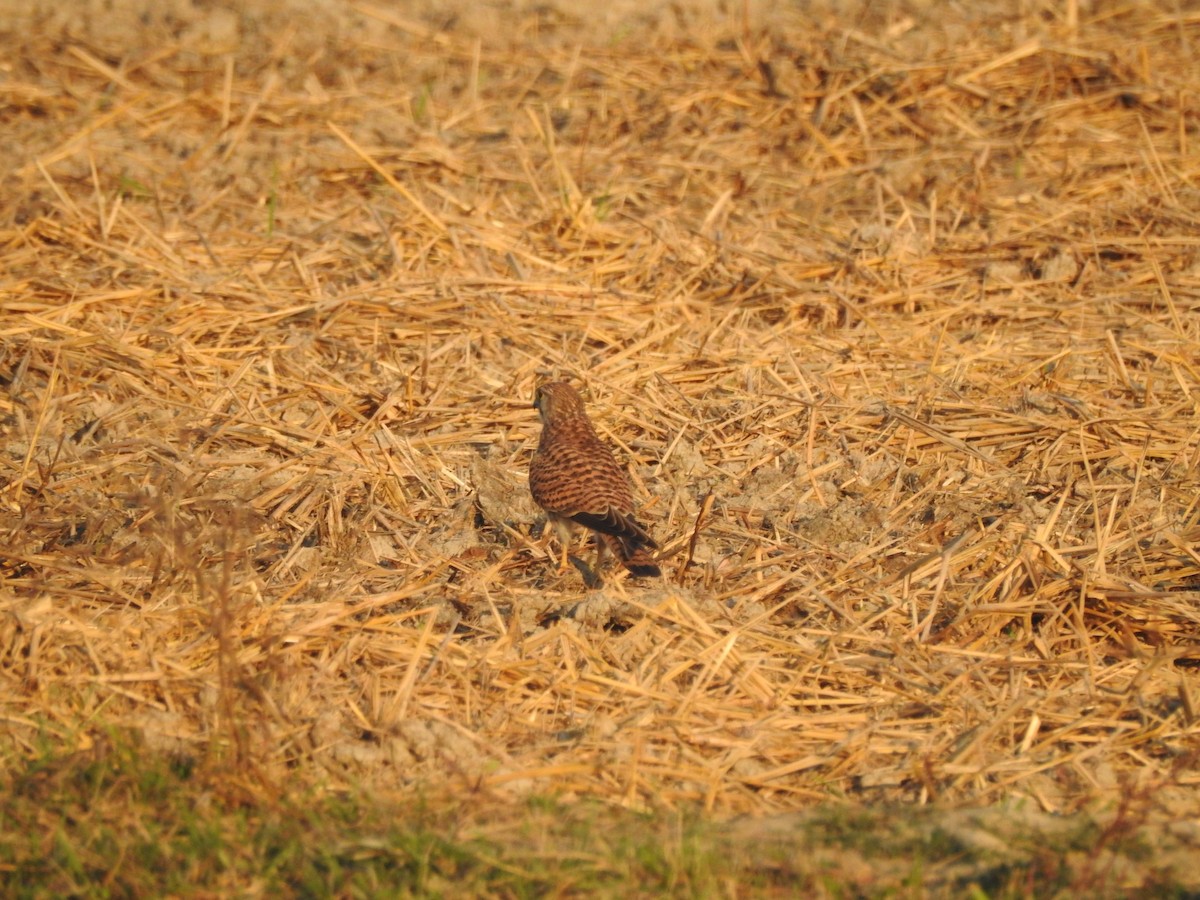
{"left": 568, "top": 554, "right": 603, "bottom": 590}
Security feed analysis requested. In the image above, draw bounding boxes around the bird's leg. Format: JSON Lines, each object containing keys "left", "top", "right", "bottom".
{"left": 593, "top": 534, "right": 609, "bottom": 573}
{"left": 552, "top": 518, "right": 574, "bottom": 574}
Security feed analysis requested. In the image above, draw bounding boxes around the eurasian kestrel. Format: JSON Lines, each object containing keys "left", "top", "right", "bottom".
{"left": 529, "top": 381, "right": 660, "bottom": 580}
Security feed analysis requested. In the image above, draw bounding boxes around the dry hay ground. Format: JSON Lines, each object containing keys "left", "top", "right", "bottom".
{"left": 2, "top": 0, "right": 1200, "bottom": 850}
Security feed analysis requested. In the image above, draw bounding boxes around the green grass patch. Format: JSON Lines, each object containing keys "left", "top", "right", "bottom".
{"left": 0, "top": 732, "right": 1185, "bottom": 897}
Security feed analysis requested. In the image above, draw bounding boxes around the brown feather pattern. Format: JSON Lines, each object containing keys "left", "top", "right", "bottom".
{"left": 529, "top": 382, "right": 660, "bottom": 577}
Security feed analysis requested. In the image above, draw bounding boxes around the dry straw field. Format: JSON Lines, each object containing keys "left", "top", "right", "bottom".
{"left": 3, "top": 0, "right": 1200, "bottom": 891}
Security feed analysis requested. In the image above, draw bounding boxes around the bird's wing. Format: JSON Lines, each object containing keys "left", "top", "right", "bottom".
{"left": 569, "top": 505, "right": 658, "bottom": 550}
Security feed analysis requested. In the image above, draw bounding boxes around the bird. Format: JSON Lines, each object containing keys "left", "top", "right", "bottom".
{"left": 528, "top": 381, "right": 661, "bottom": 581}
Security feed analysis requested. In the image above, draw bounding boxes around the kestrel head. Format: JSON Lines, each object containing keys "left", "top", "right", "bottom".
{"left": 533, "top": 381, "right": 587, "bottom": 426}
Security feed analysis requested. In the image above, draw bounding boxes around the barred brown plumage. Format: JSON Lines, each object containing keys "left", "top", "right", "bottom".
{"left": 529, "top": 381, "right": 660, "bottom": 581}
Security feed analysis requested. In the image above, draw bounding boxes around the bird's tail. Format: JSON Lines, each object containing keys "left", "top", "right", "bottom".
{"left": 610, "top": 534, "right": 661, "bottom": 578}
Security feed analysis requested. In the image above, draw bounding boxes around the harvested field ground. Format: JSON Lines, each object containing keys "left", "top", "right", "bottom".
{"left": 2, "top": 0, "right": 1200, "bottom": 894}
